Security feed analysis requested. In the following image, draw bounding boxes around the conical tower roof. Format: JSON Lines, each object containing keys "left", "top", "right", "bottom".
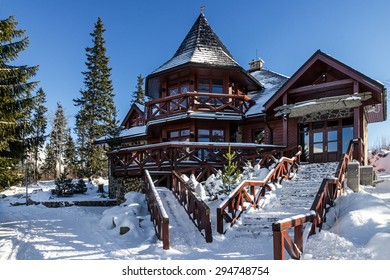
{"left": 151, "top": 13, "right": 241, "bottom": 74}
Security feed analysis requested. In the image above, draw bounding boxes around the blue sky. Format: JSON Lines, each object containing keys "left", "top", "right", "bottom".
{"left": 1, "top": 0, "right": 390, "bottom": 147}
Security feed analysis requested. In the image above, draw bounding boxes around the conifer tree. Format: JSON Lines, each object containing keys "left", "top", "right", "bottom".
{"left": 0, "top": 16, "right": 38, "bottom": 189}
{"left": 49, "top": 103, "right": 67, "bottom": 178}
{"left": 132, "top": 74, "right": 145, "bottom": 105}
{"left": 74, "top": 17, "right": 117, "bottom": 178}
{"left": 63, "top": 129, "right": 78, "bottom": 178}
{"left": 30, "top": 88, "right": 47, "bottom": 182}
{"left": 41, "top": 142, "right": 55, "bottom": 180}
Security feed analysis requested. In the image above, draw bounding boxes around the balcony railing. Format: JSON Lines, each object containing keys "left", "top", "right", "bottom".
{"left": 108, "top": 142, "right": 284, "bottom": 181}
{"left": 145, "top": 92, "right": 255, "bottom": 122}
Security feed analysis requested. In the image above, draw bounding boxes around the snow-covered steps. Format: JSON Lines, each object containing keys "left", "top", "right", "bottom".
{"left": 227, "top": 162, "right": 339, "bottom": 239}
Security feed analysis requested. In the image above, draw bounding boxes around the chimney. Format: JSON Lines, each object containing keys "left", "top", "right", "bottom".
{"left": 249, "top": 58, "right": 264, "bottom": 72}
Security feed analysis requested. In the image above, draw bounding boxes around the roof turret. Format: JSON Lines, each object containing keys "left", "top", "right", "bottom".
{"left": 151, "top": 13, "right": 241, "bottom": 74}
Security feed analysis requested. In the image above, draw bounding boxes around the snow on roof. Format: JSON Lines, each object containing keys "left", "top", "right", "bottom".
{"left": 151, "top": 13, "right": 241, "bottom": 75}
{"left": 95, "top": 125, "right": 147, "bottom": 143}
{"left": 245, "top": 68, "right": 289, "bottom": 117}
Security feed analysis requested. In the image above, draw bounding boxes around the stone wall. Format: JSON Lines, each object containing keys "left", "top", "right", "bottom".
{"left": 109, "top": 175, "right": 144, "bottom": 202}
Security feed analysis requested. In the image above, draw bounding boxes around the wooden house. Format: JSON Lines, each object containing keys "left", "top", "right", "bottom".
{"left": 102, "top": 13, "right": 387, "bottom": 199}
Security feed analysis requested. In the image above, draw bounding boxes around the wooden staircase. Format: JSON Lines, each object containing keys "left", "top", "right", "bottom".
{"left": 227, "top": 162, "right": 339, "bottom": 239}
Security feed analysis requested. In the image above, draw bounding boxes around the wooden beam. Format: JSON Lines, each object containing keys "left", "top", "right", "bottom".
{"left": 288, "top": 78, "right": 354, "bottom": 95}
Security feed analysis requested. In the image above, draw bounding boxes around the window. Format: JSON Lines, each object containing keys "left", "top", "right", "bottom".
{"left": 168, "top": 81, "right": 190, "bottom": 110}
{"left": 299, "top": 124, "right": 309, "bottom": 161}
{"left": 198, "top": 129, "right": 224, "bottom": 142}
{"left": 198, "top": 78, "right": 210, "bottom": 93}
{"left": 253, "top": 129, "right": 265, "bottom": 144}
{"left": 168, "top": 129, "right": 190, "bottom": 142}
{"left": 342, "top": 127, "right": 353, "bottom": 153}
{"left": 168, "top": 81, "right": 190, "bottom": 96}
{"left": 211, "top": 79, "right": 223, "bottom": 93}
{"left": 327, "top": 130, "right": 338, "bottom": 152}
{"left": 197, "top": 78, "right": 224, "bottom": 93}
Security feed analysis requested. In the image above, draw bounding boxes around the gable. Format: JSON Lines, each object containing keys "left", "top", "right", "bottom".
{"left": 264, "top": 50, "right": 386, "bottom": 123}
{"left": 121, "top": 103, "right": 145, "bottom": 129}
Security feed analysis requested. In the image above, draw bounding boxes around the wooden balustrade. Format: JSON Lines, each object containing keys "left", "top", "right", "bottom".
{"left": 216, "top": 146, "right": 302, "bottom": 234}
{"left": 144, "top": 170, "right": 170, "bottom": 250}
{"left": 172, "top": 171, "right": 212, "bottom": 242}
{"left": 145, "top": 92, "right": 254, "bottom": 121}
{"left": 272, "top": 139, "right": 360, "bottom": 260}
{"left": 109, "top": 142, "right": 282, "bottom": 181}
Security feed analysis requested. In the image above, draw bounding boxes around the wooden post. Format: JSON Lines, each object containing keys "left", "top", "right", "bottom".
{"left": 273, "top": 230, "right": 285, "bottom": 260}
{"left": 162, "top": 219, "right": 170, "bottom": 250}
{"left": 204, "top": 208, "right": 213, "bottom": 243}
{"left": 217, "top": 207, "right": 224, "bottom": 234}
{"left": 294, "top": 225, "right": 304, "bottom": 253}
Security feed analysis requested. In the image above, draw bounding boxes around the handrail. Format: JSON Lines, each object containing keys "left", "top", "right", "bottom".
{"left": 145, "top": 92, "right": 255, "bottom": 121}
{"left": 109, "top": 141, "right": 284, "bottom": 181}
{"left": 272, "top": 138, "right": 361, "bottom": 260}
{"left": 216, "top": 146, "right": 302, "bottom": 234}
{"left": 172, "top": 171, "right": 212, "bottom": 242}
{"left": 144, "top": 170, "right": 170, "bottom": 250}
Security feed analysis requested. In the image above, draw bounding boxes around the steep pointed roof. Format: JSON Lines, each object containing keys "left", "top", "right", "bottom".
{"left": 151, "top": 13, "right": 241, "bottom": 75}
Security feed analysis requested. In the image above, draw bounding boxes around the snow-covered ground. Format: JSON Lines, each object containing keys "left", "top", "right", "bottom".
{"left": 1, "top": 154, "right": 390, "bottom": 260}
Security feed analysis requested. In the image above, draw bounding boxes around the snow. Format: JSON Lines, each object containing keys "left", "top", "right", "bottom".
{"left": 369, "top": 148, "right": 390, "bottom": 172}
{"left": 2, "top": 154, "right": 390, "bottom": 260}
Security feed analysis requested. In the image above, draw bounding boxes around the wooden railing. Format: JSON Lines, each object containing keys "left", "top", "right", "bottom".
{"left": 272, "top": 139, "right": 359, "bottom": 260}
{"left": 109, "top": 142, "right": 282, "bottom": 181}
{"left": 172, "top": 171, "right": 212, "bottom": 243}
{"left": 216, "top": 146, "right": 302, "bottom": 234}
{"left": 145, "top": 92, "right": 255, "bottom": 122}
{"left": 144, "top": 170, "right": 170, "bottom": 250}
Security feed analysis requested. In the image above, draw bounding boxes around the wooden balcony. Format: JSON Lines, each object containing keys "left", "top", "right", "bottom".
{"left": 145, "top": 92, "right": 255, "bottom": 122}
{"left": 108, "top": 141, "right": 284, "bottom": 181}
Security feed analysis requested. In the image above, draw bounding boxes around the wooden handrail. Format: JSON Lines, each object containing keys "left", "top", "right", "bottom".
{"left": 144, "top": 170, "right": 170, "bottom": 250}
{"left": 216, "top": 146, "right": 302, "bottom": 234}
{"left": 172, "top": 171, "right": 212, "bottom": 242}
{"left": 272, "top": 138, "right": 363, "bottom": 260}
{"left": 109, "top": 141, "right": 284, "bottom": 181}
{"left": 145, "top": 92, "right": 255, "bottom": 121}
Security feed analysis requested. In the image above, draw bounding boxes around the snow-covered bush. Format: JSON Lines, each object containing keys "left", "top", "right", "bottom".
{"left": 100, "top": 192, "right": 154, "bottom": 241}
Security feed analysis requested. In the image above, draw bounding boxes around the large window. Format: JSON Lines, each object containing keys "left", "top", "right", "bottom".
{"left": 168, "top": 129, "right": 190, "bottom": 142}
{"left": 168, "top": 80, "right": 190, "bottom": 96}
{"left": 198, "top": 129, "right": 224, "bottom": 142}
{"left": 198, "top": 78, "right": 224, "bottom": 93}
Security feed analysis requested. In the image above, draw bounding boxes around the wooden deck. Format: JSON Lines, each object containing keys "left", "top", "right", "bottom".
{"left": 108, "top": 142, "right": 286, "bottom": 181}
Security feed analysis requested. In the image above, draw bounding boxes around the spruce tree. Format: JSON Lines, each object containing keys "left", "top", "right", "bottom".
{"left": 132, "top": 74, "right": 145, "bottom": 106}
{"left": 30, "top": 88, "right": 47, "bottom": 182}
{"left": 0, "top": 16, "right": 38, "bottom": 189}
{"left": 50, "top": 103, "right": 67, "bottom": 178}
{"left": 63, "top": 129, "right": 78, "bottom": 178}
{"left": 74, "top": 17, "right": 117, "bottom": 178}
{"left": 41, "top": 142, "right": 55, "bottom": 180}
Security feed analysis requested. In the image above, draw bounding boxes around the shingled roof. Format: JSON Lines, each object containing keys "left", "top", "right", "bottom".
{"left": 151, "top": 13, "right": 241, "bottom": 75}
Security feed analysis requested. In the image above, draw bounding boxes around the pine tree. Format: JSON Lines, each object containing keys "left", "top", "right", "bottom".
{"left": 74, "top": 17, "right": 117, "bottom": 178}
{"left": 30, "top": 88, "right": 47, "bottom": 182}
{"left": 132, "top": 74, "right": 145, "bottom": 105}
{"left": 41, "top": 142, "right": 55, "bottom": 180}
{"left": 0, "top": 16, "right": 38, "bottom": 189}
{"left": 63, "top": 129, "right": 78, "bottom": 178}
{"left": 50, "top": 103, "right": 67, "bottom": 178}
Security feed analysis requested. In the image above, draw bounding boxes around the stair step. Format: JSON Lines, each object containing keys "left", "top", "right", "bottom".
{"left": 226, "top": 162, "right": 339, "bottom": 239}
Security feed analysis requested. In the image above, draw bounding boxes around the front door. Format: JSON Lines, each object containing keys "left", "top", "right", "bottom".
{"left": 300, "top": 119, "right": 353, "bottom": 163}
{"left": 311, "top": 128, "right": 339, "bottom": 163}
